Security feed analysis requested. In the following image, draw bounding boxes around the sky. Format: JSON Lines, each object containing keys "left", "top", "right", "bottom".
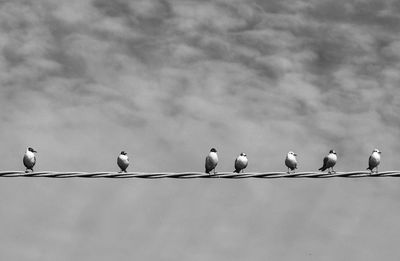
{"left": 1, "top": 0, "right": 400, "bottom": 260}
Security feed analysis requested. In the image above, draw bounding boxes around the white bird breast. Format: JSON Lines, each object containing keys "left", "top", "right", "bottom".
{"left": 25, "top": 151, "right": 35, "bottom": 160}
{"left": 209, "top": 152, "right": 218, "bottom": 162}
{"left": 118, "top": 155, "right": 129, "bottom": 165}
{"left": 328, "top": 153, "right": 337, "bottom": 162}
{"left": 206, "top": 152, "right": 218, "bottom": 166}
{"left": 287, "top": 153, "right": 297, "bottom": 162}
{"left": 285, "top": 154, "right": 297, "bottom": 168}
{"left": 370, "top": 152, "right": 381, "bottom": 166}
{"left": 23, "top": 151, "right": 36, "bottom": 168}
{"left": 372, "top": 152, "right": 381, "bottom": 160}
{"left": 236, "top": 156, "right": 248, "bottom": 168}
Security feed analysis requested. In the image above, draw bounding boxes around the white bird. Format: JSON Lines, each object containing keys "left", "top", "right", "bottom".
{"left": 367, "top": 149, "right": 381, "bottom": 174}
{"left": 205, "top": 148, "right": 218, "bottom": 174}
{"left": 23, "top": 147, "right": 37, "bottom": 173}
{"left": 318, "top": 150, "right": 337, "bottom": 173}
{"left": 234, "top": 153, "right": 248, "bottom": 173}
{"left": 117, "top": 151, "right": 129, "bottom": 173}
{"left": 285, "top": 151, "right": 297, "bottom": 173}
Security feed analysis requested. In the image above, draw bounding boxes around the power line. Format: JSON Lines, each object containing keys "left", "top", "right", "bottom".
{"left": 0, "top": 171, "right": 399, "bottom": 179}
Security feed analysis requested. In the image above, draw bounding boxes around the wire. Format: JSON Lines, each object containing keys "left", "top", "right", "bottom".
{"left": 0, "top": 171, "right": 399, "bottom": 178}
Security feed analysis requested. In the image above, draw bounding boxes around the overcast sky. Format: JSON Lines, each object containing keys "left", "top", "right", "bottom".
{"left": 1, "top": 0, "right": 400, "bottom": 260}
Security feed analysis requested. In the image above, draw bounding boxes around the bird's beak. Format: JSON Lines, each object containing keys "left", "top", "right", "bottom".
{"left": 33, "top": 150, "right": 37, "bottom": 153}
{"left": 379, "top": 151, "right": 381, "bottom": 154}
{"left": 294, "top": 153, "right": 297, "bottom": 156}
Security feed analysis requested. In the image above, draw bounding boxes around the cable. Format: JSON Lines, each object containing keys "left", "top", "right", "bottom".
{"left": 0, "top": 171, "right": 399, "bottom": 178}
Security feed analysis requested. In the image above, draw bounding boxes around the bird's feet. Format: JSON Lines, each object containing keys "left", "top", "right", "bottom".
{"left": 287, "top": 168, "right": 294, "bottom": 174}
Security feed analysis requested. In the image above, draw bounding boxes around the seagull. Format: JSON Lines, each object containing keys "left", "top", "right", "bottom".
{"left": 234, "top": 153, "right": 248, "bottom": 173}
{"left": 205, "top": 148, "right": 218, "bottom": 174}
{"left": 318, "top": 150, "right": 337, "bottom": 173}
{"left": 117, "top": 151, "right": 129, "bottom": 173}
{"left": 367, "top": 149, "right": 381, "bottom": 174}
{"left": 285, "top": 151, "right": 298, "bottom": 173}
{"left": 23, "top": 147, "right": 37, "bottom": 173}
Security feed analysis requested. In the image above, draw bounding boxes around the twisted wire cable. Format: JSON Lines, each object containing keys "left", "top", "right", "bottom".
{"left": 0, "top": 171, "right": 400, "bottom": 178}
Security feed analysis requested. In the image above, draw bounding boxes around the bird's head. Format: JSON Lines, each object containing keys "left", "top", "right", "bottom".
{"left": 240, "top": 152, "right": 247, "bottom": 157}
{"left": 210, "top": 148, "right": 217, "bottom": 153}
{"left": 288, "top": 151, "right": 297, "bottom": 156}
{"left": 373, "top": 149, "right": 381, "bottom": 154}
{"left": 120, "top": 151, "right": 127, "bottom": 155}
{"left": 329, "top": 150, "right": 336, "bottom": 155}
{"left": 28, "top": 147, "right": 37, "bottom": 153}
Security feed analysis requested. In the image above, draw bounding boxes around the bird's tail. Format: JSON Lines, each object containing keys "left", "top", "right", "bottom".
{"left": 366, "top": 166, "right": 371, "bottom": 171}
{"left": 233, "top": 169, "right": 240, "bottom": 173}
{"left": 318, "top": 167, "right": 325, "bottom": 171}
{"left": 205, "top": 169, "right": 210, "bottom": 174}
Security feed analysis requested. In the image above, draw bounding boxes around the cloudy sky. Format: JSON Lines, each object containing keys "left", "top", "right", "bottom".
{"left": 1, "top": 0, "right": 400, "bottom": 260}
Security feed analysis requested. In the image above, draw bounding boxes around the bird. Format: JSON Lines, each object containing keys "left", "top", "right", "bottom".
{"left": 205, "top": 148, "right": 218, "bottom": 174}
{"left": 234, "top": 153, "right": 248, "bottom": 173}
{"left": 117, "top": 151, "right": 129, "bottom": 173}
{"left": 23, "top": 147, "right": 37, "bottom": 173}
{"left": 285, "top": 151, "right": 298, "bottom": 173}
{"left": 367, "top": 148, "right": 381, "bottom": 174}
{"left": 318, "top": 150, "right": 337, "bottom": 173}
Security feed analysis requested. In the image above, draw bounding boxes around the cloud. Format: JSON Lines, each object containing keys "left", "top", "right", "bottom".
{"left": 2, "top": 1, "right": 400, "bottom": 261}
{"left": 0, "top": 0, "right": 399, "bottom": 173}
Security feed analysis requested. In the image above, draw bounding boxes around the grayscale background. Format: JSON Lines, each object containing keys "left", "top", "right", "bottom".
{"left": 1, "top": 0, "right": 400, "bottom": 260}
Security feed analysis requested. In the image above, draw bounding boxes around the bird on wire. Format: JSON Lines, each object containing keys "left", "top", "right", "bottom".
{"left": 205, "top": 148, "right": 218, "bottom": 174}
{"left": 367, "top": 148, "right": 381, "bottom": 174}
{"left": 117, "top": 151, "right": 129, "bottom": 173}
{"left": 23, "top": 147, "right": 37, "bottom": 173}
{"left": 318, "top": 150, "right": 337, "bottom": 173}
{"left": 285, "top": 151, "right": 298, "bottom": 173}
{"left": 234, "top": 153, "right": 248, "bottom": 173}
